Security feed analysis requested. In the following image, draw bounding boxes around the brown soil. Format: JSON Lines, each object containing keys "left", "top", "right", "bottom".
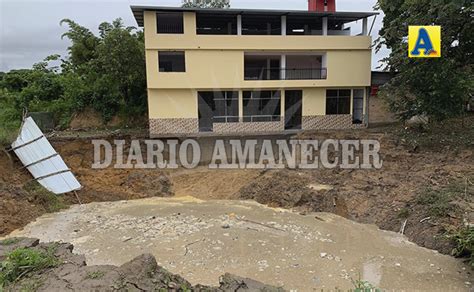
{"left": 1, "top": 118, "right": 473, "bottom": 258}
{"left": 69, "top": 107, "right": 148, "bottom": 130}
{"left": 235, "top": 127, "right": 474, "bottom": 255}
{"left": 0, "top": 139, "right": 174, "bottom": 236}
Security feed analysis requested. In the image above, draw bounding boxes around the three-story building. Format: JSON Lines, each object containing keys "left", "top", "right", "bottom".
{"left": 131, "top": 1, "right": 377, "bottom": 137}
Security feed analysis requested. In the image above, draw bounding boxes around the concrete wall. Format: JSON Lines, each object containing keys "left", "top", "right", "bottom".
{"left": 148, "top": 89, "right": 198, "bottom": 119}
{"left": 368, "top": 95, "right": 397, "bottom": 125}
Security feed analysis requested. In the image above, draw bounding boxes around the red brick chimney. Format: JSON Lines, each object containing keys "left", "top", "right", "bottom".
{"left": 308, "top": 0, "right": 336, "bottom": 12}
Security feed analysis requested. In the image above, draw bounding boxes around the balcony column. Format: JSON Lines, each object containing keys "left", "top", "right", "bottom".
{"left": 362, "top": 18, "right": 368, "bottom": 36}
{"left": 281, "top": 15, "right": 287, "bottom": 35}
{"left": 237, "top": 15, "right": 242, "bottom": 35}
{"left": 238, "top": 90, "right": 243, "bottom": 121}
{"left": 322, "top": 17, "right": 328, "bottom": 36}
{"left": 280, "top": 55, "right": 286, "bottom": 80}
{"left": 267, "top": 58, "right": 271, "bottom": 79}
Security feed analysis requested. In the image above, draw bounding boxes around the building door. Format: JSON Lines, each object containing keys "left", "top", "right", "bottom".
{"left": 352, "top": 89, "right": 364, "bottom": 124}
{"left": 285, "top": 90, "right": 302, "bottom": 130}
{"left": 198, "top": 92, "right": 215, "bottom": 132}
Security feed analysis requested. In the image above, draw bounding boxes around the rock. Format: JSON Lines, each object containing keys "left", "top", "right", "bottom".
{"left": 218, "top": 273, "right": 286, "bottom": 291}
{"left": 4, "top": 238, "right": 286, "bottom": 292}
{"left": 119, "top": 253, "right": 158, "bottom": 278}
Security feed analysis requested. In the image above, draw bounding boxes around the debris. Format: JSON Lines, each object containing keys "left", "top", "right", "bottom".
{"left": 400, "top": 219, "right": 408, "bottom": 235}
{"left": 236, "top": 217, "right": 286, "bottom": 232}
{"left": 122, "top": 237, "right": 133, "bottom": 242}
{"left": 183, "top": 238, "right": 204, "bottom": 256}
{"left": 420, "top": 217, "right": 431, "bottom": 223}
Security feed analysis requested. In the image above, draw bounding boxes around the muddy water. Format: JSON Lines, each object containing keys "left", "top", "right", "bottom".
{"left": 6, "top": 198, "right": 472, "bottom": 291}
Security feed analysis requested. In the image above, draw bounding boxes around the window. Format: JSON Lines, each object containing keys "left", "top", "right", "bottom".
{"left": 326, "top": 89, "right": 351, "bottom": 115}
{"left": 243, "top": 91, "right": 281, "bottom": 122}
{"left": 157, "top": 12, "right": 184, "bottom": 34}
{"left": 159, "top": 52, "right": 185, "bottom": 72}
{"left": 198, "top": 92, "right": 239, "bottom": 126}
{"left": 197, "top": 14, "right": 237, "bottom": 35}
{"left": 242, "top": 15, "right": 281, "bottom": 35}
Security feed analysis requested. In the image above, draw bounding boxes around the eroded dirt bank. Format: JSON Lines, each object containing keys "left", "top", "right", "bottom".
{"left": 6, "top": 197, "right": 472, "bottom": 291}
{"left": 1, "top": 120, "right": 473, "bottom": 259}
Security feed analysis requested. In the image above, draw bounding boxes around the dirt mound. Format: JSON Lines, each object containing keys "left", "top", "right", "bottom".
{"left": 0, "top": 238, "right": 285, "bottom": 292}
{"left": 238, "top": 170, "right": 334, "bottom": 211}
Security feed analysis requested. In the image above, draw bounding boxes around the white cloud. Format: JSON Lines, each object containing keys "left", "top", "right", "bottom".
{"left": 0, "top": 0, "right": 389, "bottom": 71}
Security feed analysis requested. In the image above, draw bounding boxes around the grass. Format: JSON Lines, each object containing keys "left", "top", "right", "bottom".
{"left": 416, "top": 187, "right": 457, "bottom": 218}
{"left": 397, "top": 208, "right": 410, "bottom": 219}
{"left": 449, "top": 226, "right": 474, "bottom": 268}
{"left": 394, "top": 114, "right": 474, "bottom": 151}
{"left": 0, "top": 246, "right": 59, "bottom": 289}
{"left": 22, "top": 181, "right": 67, "bottom": 213}
{"left": 85, "top": 271, "right": 105, "bottom": 280}
{"left": 416, "top": 179, "right": 471, "bottom": 218}
{"left": 0, "top": 239, "right": 21, "bottom": 246}
{"left": 351, "top": 276, "right": 381, "bottom": 292}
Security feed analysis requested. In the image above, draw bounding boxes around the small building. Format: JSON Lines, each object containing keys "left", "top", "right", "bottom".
{"left": 131, "top": 0, "right": 378, "bottom": 137}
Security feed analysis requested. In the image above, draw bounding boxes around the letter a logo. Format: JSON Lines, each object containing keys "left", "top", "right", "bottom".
{"left": 409, "top": 26, "right": 441, "bottom": 58}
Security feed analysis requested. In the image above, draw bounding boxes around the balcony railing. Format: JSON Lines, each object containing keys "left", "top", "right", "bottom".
{"left": 244, "top": 68, "right": 327, "bottom": 81}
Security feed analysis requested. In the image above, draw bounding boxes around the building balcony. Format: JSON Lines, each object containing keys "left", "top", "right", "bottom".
{"left": 244, "top": 68, "right": 327, "bottom": 81}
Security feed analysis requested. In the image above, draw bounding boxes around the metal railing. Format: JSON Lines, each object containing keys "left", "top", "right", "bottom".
{"left": 242, "top": 115, "right": 282, "bottom": 122}
{"left": 213, "top": 116, "right": 240, "bottom": 123}
{"left": 244, "top": 68, "right": 327, "bottom": 81}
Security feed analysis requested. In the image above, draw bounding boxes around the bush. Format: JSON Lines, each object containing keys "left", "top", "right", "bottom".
{"left": 450, "top": 226, "right": 474, "bottom": 268}
{"left": 0, "top": 90, "right": 22, "bottom": 146}
{"left": 0, "top": 247, "right": 59, "bottom": 288}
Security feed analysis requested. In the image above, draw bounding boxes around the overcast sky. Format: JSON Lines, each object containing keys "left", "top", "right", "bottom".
{"left": 0, "top": 0, "right": 389, "bottom": 72}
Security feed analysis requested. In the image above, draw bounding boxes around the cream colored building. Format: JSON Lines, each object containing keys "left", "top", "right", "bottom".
{"left": 131, "top": 6, "right": 377, "bottom": 137}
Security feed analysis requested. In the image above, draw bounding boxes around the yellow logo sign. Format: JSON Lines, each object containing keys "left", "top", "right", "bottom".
{"left": 408, "top": 26, "right": 441, "bottom": 58}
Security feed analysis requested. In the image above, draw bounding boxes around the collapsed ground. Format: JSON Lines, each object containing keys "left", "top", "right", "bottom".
{"left": 0, "top": 116, "right": 473, "bottom": 263}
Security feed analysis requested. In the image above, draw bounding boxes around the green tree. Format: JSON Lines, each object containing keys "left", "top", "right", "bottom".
{"left": 0, "top": 18, "right": 147, "bottom": 134}
{"left": 182, "top": 0, "right": 230, "bottom": 8}
{"left": 0, "top": 70, "right": 31, "bottom": 92}
{"left": 60, "top": 19, "right": 100, "bottom": 73}
{"left": 376, "top": 0, "right": 473, "bottom": 122}
{"left": 60, "top": 18, "right": 147, "bottom": 121}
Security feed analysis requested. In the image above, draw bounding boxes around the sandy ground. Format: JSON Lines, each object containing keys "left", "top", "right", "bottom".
{"left": 6, "top": 197, "right": 472, "bottom": 291}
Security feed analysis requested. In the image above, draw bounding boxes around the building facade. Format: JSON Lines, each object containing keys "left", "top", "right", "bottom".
{"left": 131, "top": 5, "right": 377, "bottom": 137}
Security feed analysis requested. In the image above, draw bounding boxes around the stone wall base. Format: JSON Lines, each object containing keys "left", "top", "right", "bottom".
{"left": 150, "top": 115, "right": 366, "bottom": 137}
{"left": 149, "top": 118, "right": 198, "bottom": 137}
{"left": 302, "top": 115, "right": 367, "bottom": 130}
{"left": 213, "top": 119, "right": 284, "bottom": 134}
